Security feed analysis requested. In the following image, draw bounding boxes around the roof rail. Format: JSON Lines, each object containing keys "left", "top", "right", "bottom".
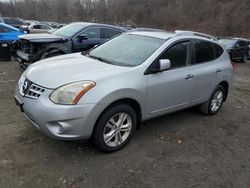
{"left": 232, "top": 37, "right": 249, "bottom": 41}
{"left": 132, "top": 28, "right": 166, "bottom": 32}
{"left": 175, "top": 30, "right": 218, "bottom": 41}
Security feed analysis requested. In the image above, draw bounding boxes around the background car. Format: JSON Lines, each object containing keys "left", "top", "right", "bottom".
{"left": 3, "top": 17, "right": 29, "bottom": 32}
{"left": 13, "top": 22, "right": 127, "bottom": 69}
{"left": 219, "top": 38, "right": 249, "bottom": 63}
{"left": 0, "top": 23, "right": 24, "bottom": 41}
{"left": 28, "top": 23, "right": 52, "bottom": 33}
{"left": 246, "top": 39, "right": 250, "bottom": 60}
{"left": 0, "top": 15, "right": 4, "bottom": 23}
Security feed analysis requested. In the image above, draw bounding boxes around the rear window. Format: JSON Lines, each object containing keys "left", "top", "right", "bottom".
{"left": 218, "top": 39, "right": 236, "bottom": 49}
{"left": 214, "top": 44, "right": 224, "bottom": 58}
{"left": 193, "top": 40, "right": 215, "bottom": 64}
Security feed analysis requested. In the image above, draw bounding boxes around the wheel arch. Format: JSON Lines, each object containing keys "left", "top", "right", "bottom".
{"left": 218, "top": 81, "right": 229, "bottom": 101}
{"left": 91, "top": 98, "right": 142, "bottom": 138}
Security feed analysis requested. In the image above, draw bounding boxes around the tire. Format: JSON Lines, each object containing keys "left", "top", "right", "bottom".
{"left": 41, "top": 51, "right": 64, "bottom": 59}
{"left": 241, "top": 54, "right": 248, "bottom": 63}
{"left": 200, "top": 85, "right": 226, "bottom": 116}
{"left": 93, "top": 104, "right": 137, "bottom": 152}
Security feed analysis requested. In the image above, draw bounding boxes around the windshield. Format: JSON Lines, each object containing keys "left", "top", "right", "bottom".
{"left": 219, "top": 39, "right": 237, "bottom": 49}
{"left": 53, "top": 23, "right": 86, "bottom": 38}
{"left": 88, "top": 34, "right": 165, "bottom": 67}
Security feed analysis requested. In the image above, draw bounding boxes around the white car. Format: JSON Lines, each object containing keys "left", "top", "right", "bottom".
{"left": 28, "top": 23, "right": 52, "bottom": 33}
{"left": 15, "top": 30, "right": 234, "bottom": 152}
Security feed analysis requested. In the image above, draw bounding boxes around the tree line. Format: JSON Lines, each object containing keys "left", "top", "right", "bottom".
{"left": 0, "top": 0, "right": 249, "bottom": 38}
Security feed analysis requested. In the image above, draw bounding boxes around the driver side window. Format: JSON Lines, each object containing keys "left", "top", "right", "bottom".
{"left": 81, "top": 27, "right": 100, "bottom": 39}
{"left": 159, "top": 41, "right": 190, "bottom": 68}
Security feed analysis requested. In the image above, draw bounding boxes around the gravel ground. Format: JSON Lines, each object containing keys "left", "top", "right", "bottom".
{"left": 0, "top": 61, "right": 250, "bottom": 188}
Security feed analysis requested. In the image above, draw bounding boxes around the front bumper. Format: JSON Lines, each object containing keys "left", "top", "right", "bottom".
{"left": 15, "top": 85, "right": 97, "bottom": 140}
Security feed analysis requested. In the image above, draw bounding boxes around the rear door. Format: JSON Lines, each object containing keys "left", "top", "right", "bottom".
{"left": 189, "top": 39, "right": 219, "bottom": 102}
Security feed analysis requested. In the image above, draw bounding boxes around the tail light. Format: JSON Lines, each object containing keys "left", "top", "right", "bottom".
{"left": 230, "top": 61, "right": 236, "bottom": 71}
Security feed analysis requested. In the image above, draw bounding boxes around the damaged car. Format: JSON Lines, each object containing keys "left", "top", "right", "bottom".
{"left": 13, "top": 22, "right": 126, "bottom": 69}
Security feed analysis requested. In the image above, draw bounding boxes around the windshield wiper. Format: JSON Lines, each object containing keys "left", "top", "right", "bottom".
{"left": 86, "top": 54, "right": 114, "bottom": 65}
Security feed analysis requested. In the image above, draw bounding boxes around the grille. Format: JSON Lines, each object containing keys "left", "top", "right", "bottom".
{"left": 25, "top": 84, "right": 46, "bottom": 99}
{"left": 19, "top": 76, "right": 46, "bottom": 99}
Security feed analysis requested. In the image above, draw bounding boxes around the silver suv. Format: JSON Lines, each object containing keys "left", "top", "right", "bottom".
{"left": 15, "top": 30, "right": 234, "bottom": 152}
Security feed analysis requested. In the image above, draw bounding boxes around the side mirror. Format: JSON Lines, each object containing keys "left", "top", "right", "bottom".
{"left": 77, "top": 34, "right": 88, "bottom": 42}
{"left": 159, "top": 59, "right": 171, "bottom": 72}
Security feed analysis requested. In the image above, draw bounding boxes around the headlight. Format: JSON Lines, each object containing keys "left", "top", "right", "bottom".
{"left": 18, "top": 71, "right": 26, "bottom": 88}
{"left": 50, "top": 81, "right": 96, "bottom": 105}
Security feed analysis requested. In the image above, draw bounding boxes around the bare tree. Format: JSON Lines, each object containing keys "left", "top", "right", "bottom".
{"left": 0, "top": 0, "right": 249, "bottom": 38}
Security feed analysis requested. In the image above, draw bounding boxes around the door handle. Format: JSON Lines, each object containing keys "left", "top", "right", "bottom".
{"left": 185, "top": 74, "right": 194, "bottom": 80}
{"left": 216, "top": 69, "right": 222, "bottom": 73}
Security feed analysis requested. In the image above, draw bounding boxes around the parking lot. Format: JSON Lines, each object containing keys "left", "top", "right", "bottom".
{"left": 0, "top": 60, "right": 250, "bottom": 187}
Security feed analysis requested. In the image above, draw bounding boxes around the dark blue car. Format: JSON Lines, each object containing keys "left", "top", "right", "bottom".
{"left": 0, "top": 23, "right": 24, "bottom": 41}
{"left": 13, "top": 22, "right": 127, "bottom": 69}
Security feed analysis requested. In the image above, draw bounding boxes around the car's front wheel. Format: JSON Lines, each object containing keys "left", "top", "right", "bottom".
{"left": 200, "top": 85, "right": 226, "bottom": 115}
{"left": 93, "top": 104, "right": 137, "bottom": 152}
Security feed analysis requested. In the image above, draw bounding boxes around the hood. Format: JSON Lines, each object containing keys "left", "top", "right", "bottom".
{"left": 26, "top": 53, "right": 129, "bottom": 89}
{"left": 18, "top": 33, "right": 65, "bottom": 43}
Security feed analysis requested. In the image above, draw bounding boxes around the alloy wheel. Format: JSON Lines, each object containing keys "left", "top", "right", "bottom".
{"left": 103, "top": 113, "right": 132, "bottom": 147}
{"left": 210, "top": 90, "right": 224, "bottom": 112}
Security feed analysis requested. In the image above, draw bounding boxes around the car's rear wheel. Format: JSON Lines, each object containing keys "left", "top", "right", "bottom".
{"left": 200, "top": 85, "right": 226, "bottom": 115}
{"left": 93, "top": 104, "right": 137, "bottom": 152}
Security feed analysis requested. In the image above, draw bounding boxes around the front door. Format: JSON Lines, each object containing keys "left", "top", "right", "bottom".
{"left": 147, "top": 41, "right": 194, "bottom": 115}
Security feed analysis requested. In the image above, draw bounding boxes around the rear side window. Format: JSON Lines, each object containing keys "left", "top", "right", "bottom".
{"left": 101, "top": 28, "right": 121, "bottom": 38}
{"left": 160, "top": 41, "right": 190, "bottom": 68}
{"left": 214, "top": 44, "right": 224, "bottom": 58}
{"left": 193, "top": 40, "right": 215, "bottom": 64}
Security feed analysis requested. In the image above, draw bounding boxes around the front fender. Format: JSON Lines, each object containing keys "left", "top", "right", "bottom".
{"left": 79, "top": 87, "right": 147, "bottom": 121}
{"left": 80, "top": 88, "right": 146, "bottom": 138}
